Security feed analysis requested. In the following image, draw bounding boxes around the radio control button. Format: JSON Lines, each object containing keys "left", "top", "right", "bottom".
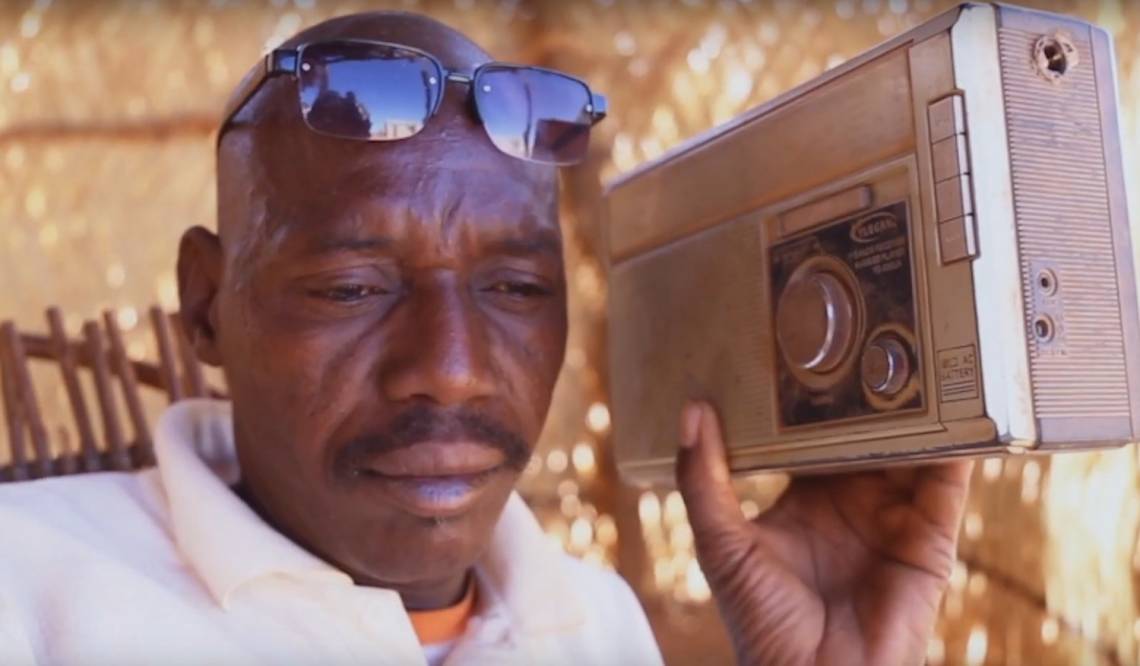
{"left": 861, "top": 336, "right": 911, "bottom": 396}
{"left": 935, "top": 174, "right": 974, "bottom": 223}
{"left": 931, "top": 134, "right": 970, "bottom": 183}
{"left": 928, "top": 94, "right": 966, "bottom": 143}
{"left": 776, "top": 271, "right": 855, "bottom": 374}
{"left": 938, "top": 214, "right": 977, "bottom": 264}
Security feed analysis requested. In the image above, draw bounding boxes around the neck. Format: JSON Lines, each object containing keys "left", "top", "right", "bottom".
{"left": 394, "top": 571, "right": 471, "bottom": 611}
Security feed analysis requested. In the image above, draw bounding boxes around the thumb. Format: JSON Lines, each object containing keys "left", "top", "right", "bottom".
{"left": 675, "top": 401, "right": 747, "bottom": 545}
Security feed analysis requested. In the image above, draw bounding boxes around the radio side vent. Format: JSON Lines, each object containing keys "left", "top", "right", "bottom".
{"left": 998, "top": 25, "right": 1131, "bottom": 420}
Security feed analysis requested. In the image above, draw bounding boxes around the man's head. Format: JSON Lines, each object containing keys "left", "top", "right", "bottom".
{"left": 177, "top": 12, "right": 567, "bottom": 608}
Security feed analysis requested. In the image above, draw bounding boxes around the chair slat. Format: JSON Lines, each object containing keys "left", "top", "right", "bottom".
{"left": 83, "top": 321, "right": 130, "bottom": 471}
{"left": 0, "top": 307, "right": 223, "bottom": 483}
{"left": 171, "top": 313, "right": 206, "bottom": 398}
{"left": 2, "top": 323, "right": 52, "bottom": 478}
{"left": 150, "top": 306, "right": 183, "bottom": 403}
{"left": 56, "top": 426, "right": 77, "bottom": 475}
{"left": 47, "top": 308, "right": 101, "bottom": 472}
{"left": 0, "top": 329, "right": 29, "bottom": 482}
{"left": 103, "top": 311, "right": 154, "bottom": 466}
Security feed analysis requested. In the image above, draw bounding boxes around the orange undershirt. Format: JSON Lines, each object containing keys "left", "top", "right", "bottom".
{"left": 407, "top": 579, "right": 477, "bottom": 645}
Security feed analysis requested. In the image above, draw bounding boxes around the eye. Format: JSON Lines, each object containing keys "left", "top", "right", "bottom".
{"left": 310, "top": 284, "right": 390, "bottom": 303}
{"left": 484, "top": 281, "right": 551, "bottom": 298}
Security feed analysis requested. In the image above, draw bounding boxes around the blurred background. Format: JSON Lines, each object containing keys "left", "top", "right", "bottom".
{"left": 1, "top": 0, "right": 1138, "bottom": 663}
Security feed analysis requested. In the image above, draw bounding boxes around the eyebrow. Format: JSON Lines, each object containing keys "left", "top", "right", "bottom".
{"left": 308, "top": 236, "right": 396, "bottom": 256}
{"left": 288, "top": 230, "right": 561, "bottom": 259}
{"left": 485, "top": 232, "right": 562, "bottom": 257}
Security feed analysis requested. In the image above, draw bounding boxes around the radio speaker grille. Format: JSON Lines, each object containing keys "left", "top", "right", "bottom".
{"left": 607, "top": 216, "right": 776, "bottom": 460}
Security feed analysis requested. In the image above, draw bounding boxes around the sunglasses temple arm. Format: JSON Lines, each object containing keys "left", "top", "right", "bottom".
{"left": 216, "top": 49, "right": 299, "bottom": 145}
{"left": 590, "top": 93, "right": 608, "bottom": 123}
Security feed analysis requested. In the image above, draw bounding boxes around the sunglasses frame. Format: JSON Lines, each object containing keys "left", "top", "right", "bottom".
{"left": 218, "top": 38, "right": 608, "bottom": 163}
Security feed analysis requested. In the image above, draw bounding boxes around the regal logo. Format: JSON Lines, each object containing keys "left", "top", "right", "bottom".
{"left": 850, "top": 212, "right": 900, "bottom": 244}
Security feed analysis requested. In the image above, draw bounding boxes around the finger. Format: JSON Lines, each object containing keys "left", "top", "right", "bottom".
{"left": 675, "top": 401, "right": 747, "bottom": 543}
{"left": 884, "top": 465, "right": 918, "bottom": 490}
{"left": 913, "top": 459, "right": 974, "bottom": 533}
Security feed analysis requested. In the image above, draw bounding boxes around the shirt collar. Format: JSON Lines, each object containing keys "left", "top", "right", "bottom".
{"left": 153, "top": 399, "right": 585, "bottom": 634}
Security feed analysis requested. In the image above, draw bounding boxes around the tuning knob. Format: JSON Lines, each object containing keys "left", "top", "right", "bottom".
{"left": 775, "top": 270, "right": 856, "bottom": 374}
{"left": 861, "top": 335, "right": 911, "bottom": 396}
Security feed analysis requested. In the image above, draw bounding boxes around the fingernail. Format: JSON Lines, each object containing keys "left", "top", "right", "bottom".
{"left": 681, "top": 403, "right": 702, "bottom": 449}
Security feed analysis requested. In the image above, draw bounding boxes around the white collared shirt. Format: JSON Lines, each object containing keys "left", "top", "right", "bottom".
{"left": 0, "top": 399, "right": 663, "bottom": 665}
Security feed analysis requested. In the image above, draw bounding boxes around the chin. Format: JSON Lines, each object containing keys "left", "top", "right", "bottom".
{"left": 346, "top": 491, "right": 509, "bottom": 585}
{"left": 354, "top": 519, "right": 483, "bottom": 586}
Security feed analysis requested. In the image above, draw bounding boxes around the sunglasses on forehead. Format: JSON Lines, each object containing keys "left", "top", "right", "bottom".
{"left": 219, "top": 39, "right": 608, "bottom": 166}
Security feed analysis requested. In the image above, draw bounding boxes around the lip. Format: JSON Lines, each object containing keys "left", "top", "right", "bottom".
{"left": 355, "top": 441, "right": 507, "bottom": 518}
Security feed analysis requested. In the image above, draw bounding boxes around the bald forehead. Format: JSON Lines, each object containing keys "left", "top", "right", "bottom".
{"left": 216, "top": 11, "right": 559, "bottom": 268}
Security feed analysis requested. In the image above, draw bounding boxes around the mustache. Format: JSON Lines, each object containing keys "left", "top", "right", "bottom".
{"left": 338, "top": 403, "right": 532, "bottom": 473}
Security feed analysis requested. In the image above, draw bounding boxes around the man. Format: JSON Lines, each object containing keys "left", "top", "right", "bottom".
{"left": 0, "top": 11, "right": 972, "bottom": 665}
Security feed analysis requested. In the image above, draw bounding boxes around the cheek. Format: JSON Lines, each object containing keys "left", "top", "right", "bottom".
{"left": 220, "top": 292, "right": 380, "bottom": 453}
{"left": 490, "top": 313, "right": 567, "bottom": 434}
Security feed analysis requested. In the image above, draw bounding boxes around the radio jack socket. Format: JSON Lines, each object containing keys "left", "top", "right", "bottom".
{"left": 1036, "top": 268, "right": 1058, "bottom": 296}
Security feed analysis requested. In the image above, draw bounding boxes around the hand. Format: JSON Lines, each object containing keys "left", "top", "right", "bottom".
{"left": 675, "top": 401, "right": 972, "bottom": 666}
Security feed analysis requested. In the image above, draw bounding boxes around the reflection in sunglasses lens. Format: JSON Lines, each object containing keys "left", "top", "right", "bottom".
{"left": 299, "top": 42, "right": 440, "bottom": 140}
{"left": 293, "top": 45, "right": 594, "bottom": 165}
{"left": 475, "top": 67, "right": 592, "bottom": 165}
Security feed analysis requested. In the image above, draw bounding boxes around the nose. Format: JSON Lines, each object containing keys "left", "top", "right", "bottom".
{"left": 381, "top": 276, "right": 497, "bottom": 407}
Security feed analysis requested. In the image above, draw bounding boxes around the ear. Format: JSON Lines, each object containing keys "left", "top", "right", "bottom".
{"left": 177, "top": 226, "right": 224, "bottom": 367}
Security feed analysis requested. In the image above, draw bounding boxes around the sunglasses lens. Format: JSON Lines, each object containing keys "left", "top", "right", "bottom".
{"left": 298, "top": 42, "right": 441, "bottom": 140}
{"left": 475, "top": 67, "right": 594, "bottom": 165}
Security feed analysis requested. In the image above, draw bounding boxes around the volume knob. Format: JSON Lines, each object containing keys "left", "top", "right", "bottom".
{"left": 861, "top": 336, "right": 911, "bottom": 396}
{"left": 775, "top": 270, "right": 856, "bottom": 374}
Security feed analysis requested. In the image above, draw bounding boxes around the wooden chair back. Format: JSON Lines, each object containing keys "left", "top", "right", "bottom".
{"left": 0, "top": 306, "right": 221, "bottom": 482}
